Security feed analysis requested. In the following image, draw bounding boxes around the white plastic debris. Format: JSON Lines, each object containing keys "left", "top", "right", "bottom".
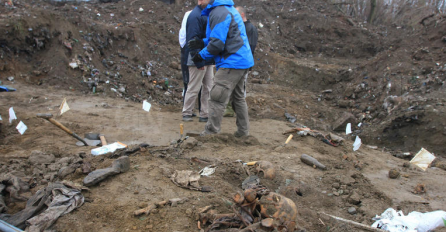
{"left": 91, "top": 142, "right": 127, "bottom": 156}
{"left": 410, "top": 148, "right": 436, "bottom": 171}
{"left": 9, "top": 107, "right": 17, "bottom": 123}
{"left": 16, "top": 121, "right": 27, "bottom": 135}
{"left": 69, "top": 62, "right": 78, "bottom": 69}
{"left": 358, "top": 122, "right": 362, "bottom": 127}
{"left": 372, "top": 208, "right": 446, "bottom": 232}
{"left": 59, "top": 98, "right": 70, "bottom": 115}
{"left": 346, "top": 123, "right": 352, "bottom": 135}
{"left": 142, "top": 100, "right": 151, "bottom": 112}
{"left": 259, "top": 22, "right": 264, "bottom": 28}
{"left": 199, "top": 166, "right": 216, "bottom": 176}
{"left": 353, "top": 136, "right": 361, "bottom": 151}
{"left": 0, "top": 115, "right": 2, "bottom": 121}
{"left": 139, "top": 7, "right": 144, "bottom": 12}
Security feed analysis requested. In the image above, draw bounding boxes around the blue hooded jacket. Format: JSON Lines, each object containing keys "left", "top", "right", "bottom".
{"left": 199, "top": 0, "right": 254, "bottom": 70}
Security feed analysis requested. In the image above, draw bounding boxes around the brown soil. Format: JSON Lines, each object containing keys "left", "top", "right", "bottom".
{"left": 1, "top": 0, "right": 446, "bottom": 231}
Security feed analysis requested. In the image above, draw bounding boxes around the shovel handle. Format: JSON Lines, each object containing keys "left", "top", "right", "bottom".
{"left": 46, "top": 118, "right": 88, "bottom": 146}
{"left": 99, "top": 135, "right": 107, "bottom": 146}
{"left": 180, "top": 124, "right": 184, "bottom": 135}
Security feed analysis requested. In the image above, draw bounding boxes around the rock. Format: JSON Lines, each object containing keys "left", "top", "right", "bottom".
{"left": 180, "top": 137, "right": 198, "bottom": 149}
{"left": 252, "top": 71, "right": 259, "bottom": 76}
{"left": 83, "top": 156, "right": 130, "bottom": 186}
{"left": 348, "top": 207, "right": 357, "bottom": 215}
{"left": 118, "top": 86, "right": 126, "bottom": 93}
{"left": 112, "top": 156, "right": 130, "bottom": 172}
{"left": 338, "top": 175, "right": 355, "bottom": 185}
{"left": 83, "top": 167, "right": 120, "bottom": 187}
{"left": 58, "top": 166, "right": 77, "bottom": 179}
{"left": 169, "top": 62, "right": 181, "bottom": 70}
{"left": 82, "top": 162, "right": 92, "bottom": 173}
{"left": 7, "top": 76, "right": 14, "bottom": 81}
{"left": 301, "top": 154, "right": 326, "bottom": 170}
{"left": 332, "top": 112, "right": 356, "bottom": 132}
{"left": 348, "top": 191, "right": 361, "bottom": 205}
{"left": 389, "top": 169, "right": 400, "bottom": 179}
{"left": 329, "top": 133, "right": 345, "bottom": 144}
{"left": 29, "top": 151, "right": 55, "bottom": 165}
{"left": 332, "top": 183, "right": 340, "bottom": 189}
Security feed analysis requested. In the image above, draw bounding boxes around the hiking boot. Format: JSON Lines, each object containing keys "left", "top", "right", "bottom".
{"left": 182, "top": 116, "right": 193, "bottom": 122}
{"left": 234, "top": 131, "right": 248, "bottom": 138}
{"left": 192, "top": 113, "right": 197, "bottom": 117}
{"left": 199, "top": 117, "right": 208, "bottom": 122}
{"left": 200, "top": 130, "right": 216, "bottom": 136}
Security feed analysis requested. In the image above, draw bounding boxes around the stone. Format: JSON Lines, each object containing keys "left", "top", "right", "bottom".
{"left": 348, "top": 191, "right": 361, "bottom": 205}
{"left": 112, "top": 156, "right": 130, "bottom": 172}
{"left": 389, "top": 169, "right": 400, "bottom": 179}
{"left": 332, "top": 112, "right": 356, "bottom": 131}
{"left": 252, "top": 71, "right": 259, "bottom": 76}
{"left": 332, "top": 183, "right": 340, "bottom": 189}
{"left": 83, "top": 156, "right": 130, "bottom": 186}
{"left": 348, "top": 207, "right": 357, "bottom": 215}
{"left": 58, "top": 165, "right": 77, "bottom": 179}
{"left": 180, "top": 137, "right": 198, "bottom": 149}
{"left": 28, "top": 151, "right": 55, "bottom": 165}
{"left": 338, "top": 175, "right": 355, "bottom": 185}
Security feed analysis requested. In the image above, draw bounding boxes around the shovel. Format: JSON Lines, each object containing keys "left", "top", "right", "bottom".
{"left": 75, "top": 133, "right": 107, "bottom": 147}
{"left": 37, "top": 113, "right": 97, "bottom": 146}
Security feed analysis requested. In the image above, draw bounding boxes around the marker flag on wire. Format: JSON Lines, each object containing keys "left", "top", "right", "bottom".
{"left": 143, "top": 100, "right": 151, "bottom": 112}
{"left": 346, "top": 123, "right": 352, "bottom": 135}
{"left": 353, "top": 136, "right": 362, "bottom": 151}
{"left": 9, "top": 107, "right": 17, "bottom": 123}
{"left": 59, "top": 98, "right": 70, "bottom": 115}
{"left": 16, "top": 121, "right": 27, "bottom": 135}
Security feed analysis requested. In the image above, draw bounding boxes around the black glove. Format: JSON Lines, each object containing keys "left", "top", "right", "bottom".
{"left": 188, "top": 38, "right": 205, "bottom": 50}
{"left": 192, "top": 53, "right": 204, "bottom": 63}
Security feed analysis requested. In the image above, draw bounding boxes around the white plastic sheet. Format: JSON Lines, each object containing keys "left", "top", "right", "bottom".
{"left": 410, "top": 148, "right": 436, "bottom": 171}
{"left": 91, "top": 142, "right": 127, "bottom": 156}
{"left": 199, "top": 166, "right": 216, "bottom": 176}
{"left": 142, "top": 100, "right": 151, "bottom": 112}
{"left": 372, "top": 208, "right": 446, "bottom": 232}
{"left": 16, "top": 121, "right": 27, "bottom": 135}
{"left": 353, "top": 136, "right": 361, "bottom": 151}
{"left": 9, "top": 107, "right": 17, "bottom": 123}
{"left": 346, "top": 123, "right": 352, "bottom": 135}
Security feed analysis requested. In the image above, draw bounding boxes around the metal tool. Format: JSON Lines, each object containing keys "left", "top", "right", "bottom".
{"left": 37, "top": 113, "right": 88, "bottom": 146}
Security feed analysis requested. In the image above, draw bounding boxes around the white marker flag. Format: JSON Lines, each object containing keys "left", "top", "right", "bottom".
{"left": 143, "top": 100, "right": 151, "bottom": 112}
{"left": 353, "top": 136, "right": 362, "bottom": 151}
{"left": 16, "top": 121, "right": 27, "bottom": 135}
{"left": 346, "top": 123, "right": 352, "bottom": 135}
{"left": 59, "top": 98, "right": 70, "bottom": 115}
{"left": 9, "top": 107, "right": 17, "bottom": 123}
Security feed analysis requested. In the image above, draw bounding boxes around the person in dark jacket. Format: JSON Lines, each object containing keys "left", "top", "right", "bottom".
{"left": 224, "top": 6, "right": 258, "bottom": 117}
{"left": 236, "top": 6, "right": 258, "bottom": 55}
{"left": 182, "top": 0, "right": 215, "bottom": 122}
{"left": 189, "top": 0, "right": 254, "bottom": 137}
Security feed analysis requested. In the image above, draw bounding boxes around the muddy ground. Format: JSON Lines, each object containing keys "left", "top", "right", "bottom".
{"left": 1, "top": 0, "right": 446, "bottom": 231}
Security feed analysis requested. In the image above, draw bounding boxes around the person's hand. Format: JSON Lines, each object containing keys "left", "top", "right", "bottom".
{"left": 198, "top": 67, "right": 205, "bottom": 70}
{"left": 192, "top": 53, "right": 204, "bottom": 63}
{"left": 188, "top": 38, "right": 204, "bottom": 50}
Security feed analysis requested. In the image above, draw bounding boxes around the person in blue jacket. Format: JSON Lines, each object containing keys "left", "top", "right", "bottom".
{"left": 188, "top": 0, "right": 254, "bottom": 137}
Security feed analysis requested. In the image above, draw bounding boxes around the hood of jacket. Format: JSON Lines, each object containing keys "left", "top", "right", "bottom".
{"left": 201, "top": 0, "right": 234, "bottom": 16}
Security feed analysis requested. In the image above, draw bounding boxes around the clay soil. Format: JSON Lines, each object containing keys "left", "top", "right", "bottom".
{"left": 1, "top": 0, "right": 446, "bottom": 231}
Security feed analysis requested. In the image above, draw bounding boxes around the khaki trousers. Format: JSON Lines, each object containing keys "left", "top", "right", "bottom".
{"left": 182, "top": 65, "right": 214, "bottom": 118}
{"left": 205, "top": 68, "right": 249, "bottom": 135}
